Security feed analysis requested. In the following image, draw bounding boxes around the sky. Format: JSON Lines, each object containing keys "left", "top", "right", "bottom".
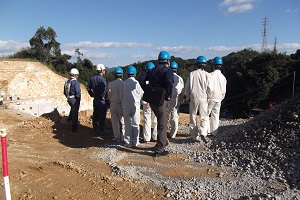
{"left": 0, "top": 0, "right": 300, "bottom": 68}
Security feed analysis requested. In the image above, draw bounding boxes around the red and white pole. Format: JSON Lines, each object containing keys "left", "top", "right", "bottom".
{"left": 0, "top": 128, "right": 11, "bottom": 200}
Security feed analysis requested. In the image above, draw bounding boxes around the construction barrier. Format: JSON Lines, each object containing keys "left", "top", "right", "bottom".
{"left": 0, "top": 128, "right": 11, "bottom": 200}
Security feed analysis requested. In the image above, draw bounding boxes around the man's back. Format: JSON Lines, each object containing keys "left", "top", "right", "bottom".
{"left": 146, "top": 64, "right": 174, "bottom": 100}
{"left": 208, "top": 70, "right": 227, "bottom": 102}
{"left": 88, "top": 74, "right": 106, "bottom": 98}
{"left": 123, "top": 77, "right": 143, "bottom": 107}
{"left": 108, "top": 78, "right": 123, "bottom": 104}
{"left": 186, "top": 69, "right": 210, "bottom": 100}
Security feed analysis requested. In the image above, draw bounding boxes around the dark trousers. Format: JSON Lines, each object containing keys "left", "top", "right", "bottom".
{"left": 93, "top": 99, "right": 107, "bottom": 134}
{"left": 150, "top": 101, "right": 168, "bottom": 153}
{"left": 68, "top": 98, "right": 80, "bottom": 131}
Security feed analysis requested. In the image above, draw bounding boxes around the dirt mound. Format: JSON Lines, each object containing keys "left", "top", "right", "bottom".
{"left": 0, "top": 60, "right": 93, "bottom": 115}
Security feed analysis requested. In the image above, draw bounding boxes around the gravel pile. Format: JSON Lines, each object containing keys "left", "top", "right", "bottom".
{"left": 96, "top": 93, "right": 300, "bottom": 199}
{"left": 198, "top": 93, "right": 300, "bottom": 188}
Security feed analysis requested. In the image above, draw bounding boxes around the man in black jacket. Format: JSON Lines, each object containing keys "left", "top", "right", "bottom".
{"left": 142, "top": 51, "right": 174, "bottom": 157}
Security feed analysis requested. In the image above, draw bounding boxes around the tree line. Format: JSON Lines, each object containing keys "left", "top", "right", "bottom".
{"left": 7, "top": 26, "right": 300, "bottom": 118}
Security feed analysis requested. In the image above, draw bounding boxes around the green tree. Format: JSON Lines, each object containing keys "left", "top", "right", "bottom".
{"left": 29, "top": 26, "right": 61, "bottom": 64}
{"left": 9, "top": 48, "right": 34, "bottom": 59}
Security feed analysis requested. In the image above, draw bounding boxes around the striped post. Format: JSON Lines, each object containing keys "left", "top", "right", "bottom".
{"left": 0, "top": 128, "right": 11, "bottom": 200}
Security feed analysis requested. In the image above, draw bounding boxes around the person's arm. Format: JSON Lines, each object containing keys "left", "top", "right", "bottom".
{"left": 165, "top": 70, "right": 174, "bottom": 101}
{"left": 63, "top": 80, "right": 67, "bottom": 98}
{"left": 86, "top": 79, "right": 94, "bottom": 97}
{"left": 102, "top": 79, "right": 107, "bottom": 101}
{"left": 138, "top": 72, "right": 148, "bottom": 90}
{"left": 107, "top": 83, "right": 112, "bottom": 101}
{"left": 75, "top": 81, "right": 81, "bottom": 100}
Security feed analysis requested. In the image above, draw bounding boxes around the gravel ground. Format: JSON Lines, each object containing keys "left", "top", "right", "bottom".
{"left": 95, "top": 94, "right": 300, "bottom": 200}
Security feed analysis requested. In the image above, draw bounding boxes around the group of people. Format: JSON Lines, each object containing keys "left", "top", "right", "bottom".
{"left": 185, "top": 56, "right": 227, "bottom": 143}
{"left": 63, "top": 51, "right": 227, "bottom": 157}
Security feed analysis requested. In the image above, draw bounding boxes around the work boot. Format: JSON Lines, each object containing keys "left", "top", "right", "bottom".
{"left": 93, "top": 122, "right": 101, "bottom": 136}
{"left": 153, "top": 150, "right": 169, "bottom": 157}
{"left": 99, "top": 125, "right": 109, "bottom": 135}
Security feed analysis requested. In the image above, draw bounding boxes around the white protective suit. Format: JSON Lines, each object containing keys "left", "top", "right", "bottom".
{"left": 107, "top": 78, "right": 125, "bottom": 142}
{"left": 122, "top": 77, "right": 144, "bottom": 147}
{"left": 142, "top": 101, "right": 157, "bottom": 141}
{"left": 207, "top": 69, "right": 227, "bottom": 136}
{"left": 184, "top": 68, "right": 210, "bottom": 139}
{"left": 166, "top": 72, "right": 184, "bottom": 138}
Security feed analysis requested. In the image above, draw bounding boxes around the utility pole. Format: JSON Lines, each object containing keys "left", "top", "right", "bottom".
{"left": 292, "top": 71, "right": 296, "bottom": 97}
{"left": 273, "top": 36, "right": 278, "bottom": 54}
{"left": 261, "top": 15, "right": 269, "bottom": 52}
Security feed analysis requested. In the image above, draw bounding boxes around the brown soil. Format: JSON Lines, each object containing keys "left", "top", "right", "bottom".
{"left": 0, "top": 107, "right": 225, "bottom": 199}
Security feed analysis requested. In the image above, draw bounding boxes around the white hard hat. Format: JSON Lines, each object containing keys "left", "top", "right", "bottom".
{"left": 96, "top": 64, "right": 106, "bottom": 71}
{"left": 70, "top": 68, "right": 79, "bottom": 75}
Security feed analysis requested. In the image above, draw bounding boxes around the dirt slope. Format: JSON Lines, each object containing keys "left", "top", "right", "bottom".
{"left": 0, "top": 59, "right": 93, "bottom": 112}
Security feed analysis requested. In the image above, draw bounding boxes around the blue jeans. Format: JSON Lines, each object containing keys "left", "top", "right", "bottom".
{"left": 93, "top": 98, "right": 107, "bottom": 134}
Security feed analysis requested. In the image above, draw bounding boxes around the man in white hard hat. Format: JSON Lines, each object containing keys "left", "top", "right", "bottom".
{"left": 64, "top": 68, "right": 81, "bottom": 132}
{"left": 87, "top": 64, "right": 108, "bottom": 136}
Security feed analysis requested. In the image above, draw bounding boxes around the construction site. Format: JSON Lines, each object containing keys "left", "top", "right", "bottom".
{"left": 0, "top": 59, "right": 299, "bottom": 199}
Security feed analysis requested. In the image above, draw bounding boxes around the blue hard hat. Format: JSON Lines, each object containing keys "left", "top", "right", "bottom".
{"left": 114, "top": 67, "right": 123, "bottom": 74}
{"left": 170, "top": 61, "right": 178, "bottom": 69}
{"left": 212, "top": 57, "right": 223, "bottom": 65}
{"left": 158, "top": 51, "right": 171, "bottom": 60}
{"left": 195, "top": 56, "right": 207, "bottom": 64}
{"left": 145, "top": 62, "right": 155, "bottom": 70}
{"left": 127, "top": 66, "right": 137, "bottom": 75}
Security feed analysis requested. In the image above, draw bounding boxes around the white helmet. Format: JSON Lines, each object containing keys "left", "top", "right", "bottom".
{"left": 96, "top": 64, "right": 106, "bottom": 71}
{"left": 70, "top": 68, "right": 79, "bottom": 75}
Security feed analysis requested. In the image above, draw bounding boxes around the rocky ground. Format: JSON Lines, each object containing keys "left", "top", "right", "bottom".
{"left": 0, "top": 94, "right": 299, "bottom": 199}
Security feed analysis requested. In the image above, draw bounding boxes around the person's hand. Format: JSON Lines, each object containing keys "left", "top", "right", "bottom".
{"left": 147, "top": 103, "right": 150, "bottom": 108}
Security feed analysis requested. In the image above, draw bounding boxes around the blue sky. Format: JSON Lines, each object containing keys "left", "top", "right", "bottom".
{"left": 0, "top": 0, "right": 299, "bottom": 68}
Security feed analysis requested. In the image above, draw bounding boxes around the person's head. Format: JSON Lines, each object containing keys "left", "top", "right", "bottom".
{"left": 114, "top": 67, "right": 123, "bottom": 79}
{"left": 212, "top": 57, "right": 223, "bottom": 66}
{"left": 158, "top": 51, "right": 171, "bottom": 67}
{"left": 145, "top": 62, "right": 155, "bottom": 71}
{"left": 195, "top": 56, "right": 207, "bottom": 69}
{"left": 211, "top": 57, "right": 223, "bottom": 71}
{"left": 170, "top": 61, "right": 178, "bottom": 72}
{"left": 126, "top": 65, "right": 137, "bottom": 77}
{"left": 96, "top": 63, "right": 106, "bottom": 75}
{"left": 70, "top": 68, "right": 79, "bottom": 78}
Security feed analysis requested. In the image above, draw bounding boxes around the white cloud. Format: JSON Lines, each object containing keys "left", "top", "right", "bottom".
{"left": 219, "top": 0, "right": 255, "bottom": 14}
{"left": 0, "top": 40, "right": 29, "bottom": 54}
{"left": 62, "top": 49, "right": 118, "bottom": 59}
{"left": 64, "top": 41, "right": 153, "bottom": 49}
{"left": 286, "top": 8, "right": 299, "bottom": 13}
{"left": 227, "top": 3, "right": 253, "bottom": 13}
{"left": 157, "top": 46, "right": 201, "bottom": 54}
{"left": 220, "top": 0, "right": 255, "bottom": 7}
{"left": 277, "top": 43, "right": 300, "bottom": 54}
